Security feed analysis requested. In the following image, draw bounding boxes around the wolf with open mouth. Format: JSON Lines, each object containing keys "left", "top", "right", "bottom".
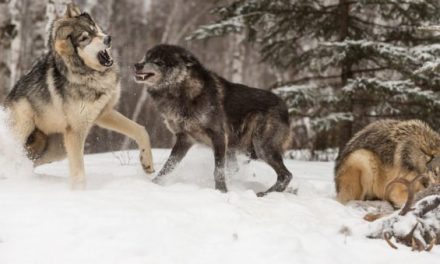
{"left": 134, "top": 45, "right": 293, "bottom": 196}
{"left": 5, "top": 4, "right": 155, "bottom": 188}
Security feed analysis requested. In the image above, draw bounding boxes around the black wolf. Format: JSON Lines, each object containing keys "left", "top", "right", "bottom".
{"left": 133, "top": 44, "right": 293, "bottom": 196}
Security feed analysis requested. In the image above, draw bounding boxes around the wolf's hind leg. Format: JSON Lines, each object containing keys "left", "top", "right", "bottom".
{"left": 7, "top": 100, "right": 35, "bottom": 146}
{"left": 253, "top": 119, "right": 293, "bottom": 196}
{"left": 96, "top": 110, "right": 154, "bottom": 173}
{"left": 33, "top": 133, "right": 66, "bottom": 166}
{"left": 336, "top": 166, "right": 363, "bottom": 204}
{"left": 256, "top": 148, "right": 292, "bottom": 197}
{"left": 335, "top": 149, "right": 378, "bottom": 204}
{"left": 25, "top": 129, "right": 47, "bottom": 161}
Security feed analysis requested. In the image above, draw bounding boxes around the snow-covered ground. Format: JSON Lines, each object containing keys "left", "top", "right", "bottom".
{"left": 1, "top": 142, "right": 440, "bottom": 263}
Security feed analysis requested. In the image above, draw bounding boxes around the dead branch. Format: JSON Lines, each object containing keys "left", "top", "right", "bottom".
{"left": 367, "top": 178, "right": 440, "bottom": 251}
{"left": 385, "top": 174, "right": 426, "bottom": 216}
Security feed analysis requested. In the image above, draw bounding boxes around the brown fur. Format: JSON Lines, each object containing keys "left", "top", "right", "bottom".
{"left": 54, "top": 39, "right": 71, "bottom": 56}
{"left": 5, "top": 4, "right": 154, "bottom": 188}
{"left": 335, "top": 119, "right": 440, "bottom": 207}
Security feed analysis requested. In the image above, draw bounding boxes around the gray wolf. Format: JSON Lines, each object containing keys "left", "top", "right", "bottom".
{"left": 5, "top": 3, "right": 154, "bottom": 188}
{"left": 335, "top": 119, "right": 440, "bottom": 207}
{"left": 133, "top": 44, "right": 292, "bottom": 196}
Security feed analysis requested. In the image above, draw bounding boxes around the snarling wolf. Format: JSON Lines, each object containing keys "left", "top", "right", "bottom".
{"left": 133, "top": 44, "right": 293, "bottom": 196}
{"left": 4, "top": 4, "right": 154, "bottom": 188}
{"left": 335, "top": 119, "right": 440, "bottom": 207}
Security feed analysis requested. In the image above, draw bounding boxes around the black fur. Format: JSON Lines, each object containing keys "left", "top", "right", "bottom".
{"left": 134, "top": 44, "right": 293, "bottom": 196}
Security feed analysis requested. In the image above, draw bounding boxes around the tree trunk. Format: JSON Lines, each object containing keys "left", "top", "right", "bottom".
{"left": 14, "top": 0, "right": 46, "bottom": 80}
{"left": 1, "top": 0, "right": 285, "bottom": 152}
{"left": 230, "top": 32, "right": 245, "bottom": 83}
{"left": 337, "top": 0, "right": 353, "bottom": 151}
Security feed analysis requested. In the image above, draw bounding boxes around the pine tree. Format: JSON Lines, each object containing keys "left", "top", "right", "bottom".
{"left": 189, "top": 0, "right": 440, "bottom": 153}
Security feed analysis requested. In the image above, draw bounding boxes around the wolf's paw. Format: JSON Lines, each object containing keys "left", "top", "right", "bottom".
{"left": 215, "top": 182, "right": 228, "bottom": 193}
{"left": 256, "top": 191, "right": 267, "bottom": 197}
{"left": 140, "top": 149, "right": 154, "bottom": 174}
{"left": 70, "top": 179, "right": 86, "bottom": 190}
{"left": 257, "top": 185, "right": 297, "bottom": 197}
{"left": 285, "top": 187, "right": 298, "bottom": 195}
{"left": 141, "top": 162, "right": 155, "bottom": 174}
{"left": 152, "top": 175, "right": 164, "bottom": 185}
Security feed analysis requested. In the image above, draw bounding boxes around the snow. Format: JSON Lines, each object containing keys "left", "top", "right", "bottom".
{"left": 1, "top": 131, "right": 440, "bottom": 262}
{"left": 188, "top": 19, "right": 244, "bottom": 40}
{"left": 0, "top": 109, "right": 33, "bottom": 180}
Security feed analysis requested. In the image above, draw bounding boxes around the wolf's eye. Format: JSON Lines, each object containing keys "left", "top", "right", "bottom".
{"left": 154, "top": 60, "right": 164, "bottom": 67}
{"left": 78, "top": 34, "right": 90, "bottom": 43}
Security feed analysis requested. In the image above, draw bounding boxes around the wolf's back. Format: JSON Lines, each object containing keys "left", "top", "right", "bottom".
{"left": 5, "top": 55, "right": 52, "bottom": 105}
{"left": 335, "top": 119, "right": 440, "bottom": 176}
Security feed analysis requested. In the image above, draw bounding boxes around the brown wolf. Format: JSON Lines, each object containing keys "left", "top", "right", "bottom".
{"left": 5, "top": 4, "right": 154, "bottom": 188}
{"left": 133, "top": 44, "right": 293, "bottom": 196}
{"left": 335, "top": 119, "right": 440, "bottom": 207}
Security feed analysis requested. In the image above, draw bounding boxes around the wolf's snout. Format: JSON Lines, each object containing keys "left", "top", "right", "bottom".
{"left": 103, "top": 35, "right": 112, "bottom": 47}
{"left": 133, "top": 61, "right": 161, "bottom": 84}
{"left": 135, "top": 72, "right": 156, "bottom": 82}
{"left": 134, "top": 63, "right": 159, "bottom": 83}
{"left": 134, "top": 63, "right": 144, "bottom": 71}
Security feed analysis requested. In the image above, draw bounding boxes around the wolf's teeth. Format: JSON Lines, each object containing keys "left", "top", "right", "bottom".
{"left": 98, "top": 49, "right": 113, "bottom": 67}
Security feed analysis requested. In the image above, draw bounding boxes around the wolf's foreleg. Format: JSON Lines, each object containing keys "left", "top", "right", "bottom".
{"left": 64, "top": 128, "right": 86, "bottom": 190}
{"left": 96, "top": 110, "right": 154, "bottom": 173}
{"left": 154, "top": 133, "right": 193, "bottom": 184}
{"left": 206, "top": 129, "right": 227, "bottom": 193}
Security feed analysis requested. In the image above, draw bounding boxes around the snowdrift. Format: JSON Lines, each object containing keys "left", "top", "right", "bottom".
{"left": 0, "top": 122, "right": 439, "bottom": 263}
{"left": 0, "top": 108, "right": 33, "bottom": 180}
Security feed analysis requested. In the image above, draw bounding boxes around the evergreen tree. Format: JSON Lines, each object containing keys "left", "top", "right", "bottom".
{"left": 189, "top": 0, "right": 440, "bottom": 153}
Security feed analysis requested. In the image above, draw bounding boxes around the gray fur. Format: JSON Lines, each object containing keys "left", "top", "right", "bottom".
{"left": 4, "top": 4, "right": 154, "bottom": 188}
{"left": 134, "top": 44, "right": 293, "bottom": 196}
{"left": 335, "top": 119, "right": 440, "bottom": 193}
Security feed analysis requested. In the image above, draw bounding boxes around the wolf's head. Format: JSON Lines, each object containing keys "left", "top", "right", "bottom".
{"left": 133, "top": 44, "right": 202, "bottom": 91}
{"left": 51, "top": 3, "right": 113, "bottom": 72}
{"left": 427, "top": 155, "right": 440, "bottom": 185}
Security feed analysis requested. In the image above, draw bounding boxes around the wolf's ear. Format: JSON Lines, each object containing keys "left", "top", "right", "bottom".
{"left": 64, "top": 3, "right": 82, "bottom": 18}
{"left": 181, "top": 52, "right": 198, "bottom": 67}
{"left": 54, "top": 25, "right": 74, "bottom": 56}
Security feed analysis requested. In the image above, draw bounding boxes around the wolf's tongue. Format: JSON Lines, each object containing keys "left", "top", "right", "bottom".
{"left": 97, "top": 50, "right": 113, "bottom": 67}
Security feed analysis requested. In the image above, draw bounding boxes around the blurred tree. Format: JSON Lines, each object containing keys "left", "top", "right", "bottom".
{"left": 8, "top": 0, "right": 440, "bottom": 157}
{"left": 0, "top": 0, "right": 280, "bottom": 154}
{"left": 190, "top": 0, "right": 440, "bottom": 153}
{"left": 0, "top": 0, "right": 17, "bottom": 102}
